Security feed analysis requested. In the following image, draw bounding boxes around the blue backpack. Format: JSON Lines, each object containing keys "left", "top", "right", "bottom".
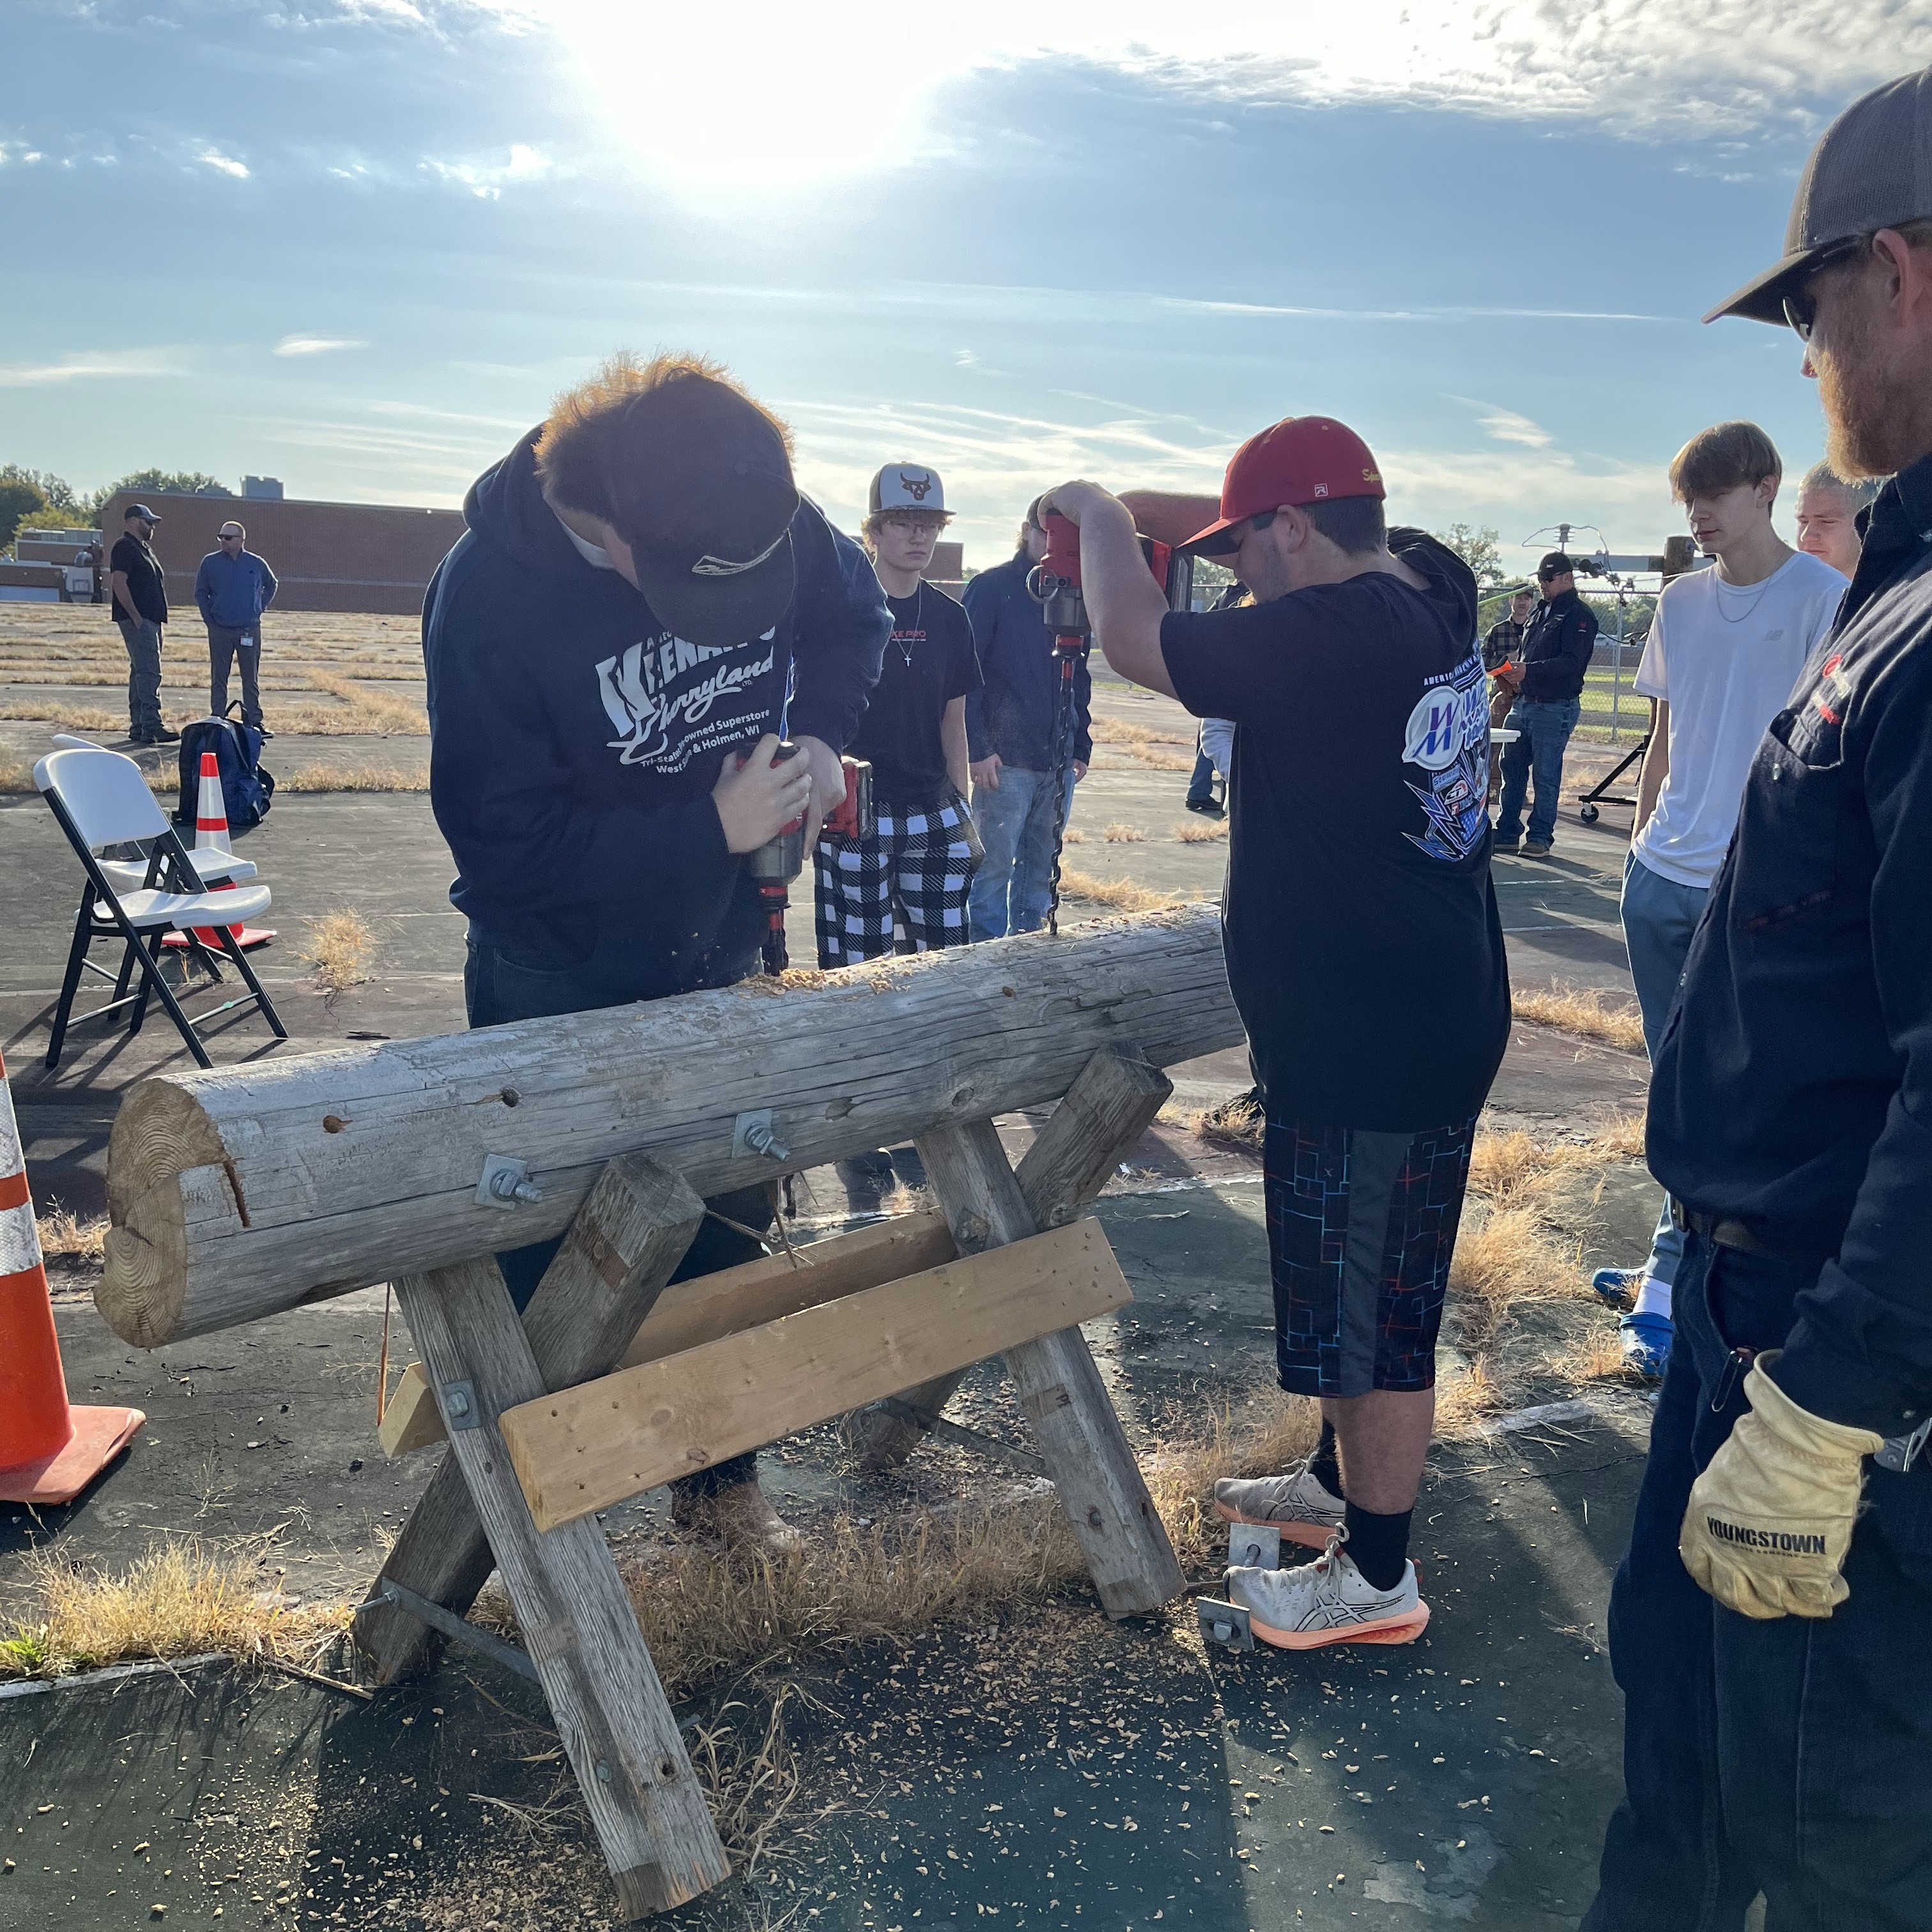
{"left": 174, "top": 708, "right": 275, "bottom": 832}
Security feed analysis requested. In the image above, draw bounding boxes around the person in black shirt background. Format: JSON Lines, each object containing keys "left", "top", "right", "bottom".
{"left": 1042, "top": 416, "right": 1507, "bottom": 1652}
{"left": 1494, "top": 552, "right": 1598, "bottom": 856}
{"left": 109, "top": 503, "right": 178, "bottom": 745}
{"left": 816, "top": 464, "right": 981, "bottom": 964}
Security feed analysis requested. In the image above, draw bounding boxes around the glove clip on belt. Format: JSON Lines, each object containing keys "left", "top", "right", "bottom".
{"left": 1876, "top": 1414, "right": 1932, "bottom": 1475}
{"left": 1710, "top": 1346, "right": 1758, "bottom": 1415}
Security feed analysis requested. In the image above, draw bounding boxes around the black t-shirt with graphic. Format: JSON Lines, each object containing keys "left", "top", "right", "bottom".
{"left": 847, "top": 583, "right": 982, "bottom": 808}
{"left": 1159, "top": 534, "right": 1508, "bottom": 1131}
{"left": 110, "top": 532, "right": 167, "bottom": 624}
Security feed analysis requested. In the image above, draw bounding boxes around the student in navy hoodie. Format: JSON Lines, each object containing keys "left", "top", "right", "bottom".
{"left": 422, "top": 351, "right": 889, "bottom": 1554}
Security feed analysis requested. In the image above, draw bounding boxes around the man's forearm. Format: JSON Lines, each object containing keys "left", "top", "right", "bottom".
{"left": 1077, "top": 498, "right": 1174, "bottom": 698}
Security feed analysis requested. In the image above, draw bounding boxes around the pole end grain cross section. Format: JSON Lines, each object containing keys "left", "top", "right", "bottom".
{"left": 500, "top": 1218, "right": 1133, "bottom": 1532}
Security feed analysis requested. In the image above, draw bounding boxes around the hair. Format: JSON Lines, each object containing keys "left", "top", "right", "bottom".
{"left": 218, "top": 521, "right": 245, "bottom": 537}
{"left": 1669, "top": 420, "right": 1782, "bottom": 503}
{"left": 1300, "top": 494, "right": 1386, "bottom": 556}
{"left": 1798, "top": 459, "right": 1882, "bottom": 511}
{"left": 534, "top": 349, "right": 794, "bottom": 519}
{"left": 859, "top": 507, "right": 951, "bottom": 557}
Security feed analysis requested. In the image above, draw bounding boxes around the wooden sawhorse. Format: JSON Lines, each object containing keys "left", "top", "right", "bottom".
{"left": 349, "top": 1050, "right": 1183, "bottom": 1919}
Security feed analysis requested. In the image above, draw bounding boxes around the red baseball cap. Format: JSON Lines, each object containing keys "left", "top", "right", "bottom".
{"left": 1183, "top": 415, "right": 1385, "bottom": 554}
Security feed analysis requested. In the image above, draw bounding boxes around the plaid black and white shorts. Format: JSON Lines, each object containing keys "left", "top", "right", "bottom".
{"left": 814, "top": 792, "right": 979, "bottom": 967}
{"left": 1264, "top": 1114, "right": 1478, "bottom": 1398}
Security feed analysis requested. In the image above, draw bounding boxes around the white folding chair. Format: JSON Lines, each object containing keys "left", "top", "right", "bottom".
{"left": 34, "top": 747, "right": 288, "bottom": 1071}
{"left": 50, "top": 730, "right": 258, "bottom": 890}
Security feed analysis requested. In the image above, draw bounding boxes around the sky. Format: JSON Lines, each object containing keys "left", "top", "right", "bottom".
{"left": 4, "top": 1, "right": 1931, "bottom": 571}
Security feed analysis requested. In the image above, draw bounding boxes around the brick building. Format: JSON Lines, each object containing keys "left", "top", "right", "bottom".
{"left": 98, "top": 489, "right": 465, "bottom": 617}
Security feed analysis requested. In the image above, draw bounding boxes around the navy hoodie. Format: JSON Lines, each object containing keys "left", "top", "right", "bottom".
{"left": 423, "top": 429, "right": 888, "bottom": 999}
{"left": 962, "top": 550, "right": 1094, "bottom": 770}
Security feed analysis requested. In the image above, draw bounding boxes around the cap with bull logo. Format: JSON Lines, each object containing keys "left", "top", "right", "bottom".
{"left": 869, "top": 464, "right": 947, "bottom": 516}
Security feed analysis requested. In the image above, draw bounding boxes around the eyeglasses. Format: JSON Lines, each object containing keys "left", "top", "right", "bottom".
{"left": 1199, "top": 509, "right": 1276, "bottom": 556}
{"left": 1782, "top": 236, "right": 1867, "bottom": 342}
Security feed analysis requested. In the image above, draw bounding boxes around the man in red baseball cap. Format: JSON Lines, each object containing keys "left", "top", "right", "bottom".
{"left": 1043, "top": 416, "right": 1508, "bottom": 1651}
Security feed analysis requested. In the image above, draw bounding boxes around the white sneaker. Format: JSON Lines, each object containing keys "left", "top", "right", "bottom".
{"left": 1212, "top": 1462, "right": 1347, "bottom": 1550}
{"left": 1226, "top": 1538, "right": 1429, "bottom": 1650}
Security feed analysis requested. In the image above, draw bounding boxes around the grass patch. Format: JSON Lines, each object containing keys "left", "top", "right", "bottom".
{"left": 298, "top": 909, "right": 376, "bottom": 1000}
{"left": 1057, "top": 868, "right": 1188, "bottom": 912}
{"left": 0, "top": 758, "right": 36, "bottom": 794}
{"left": 279, "top": 763, "right": 429, "bottom": 792}
{"left": 1100, "top": 822, "right": 1146, "bottom": 843}
{"left": 0, "top": 1538, "right": 350, "bottom": 1682}
{"left": 1172, "top": 818, "right": 1227, "bottom": 843}
{"left": 1514, "top": 981, "right": 1646, "bottom": 1053}
{"left": 35, "top": 1201, "right": 106, "bottom": 1264}
{"left": 0, "top": 698, "right": 122, "bottom": 732}
{"left": 1060, "top": 827, "right": 1086, "bottom": 844}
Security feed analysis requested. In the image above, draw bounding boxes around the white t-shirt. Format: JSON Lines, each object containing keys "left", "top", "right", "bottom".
{"left": 1631, "top": 550, "right": 1844, "bottom": 889}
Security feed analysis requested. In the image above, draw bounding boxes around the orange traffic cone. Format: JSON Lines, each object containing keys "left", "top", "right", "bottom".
{"left": 0, "top": 1048, "right": 144, "bottom": 1505}
{"left": 165, "top": 751, "right": 272, "bottom": 953}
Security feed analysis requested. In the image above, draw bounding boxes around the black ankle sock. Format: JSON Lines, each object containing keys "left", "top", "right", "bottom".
{"left": 1342, "top": 1501, "right": 1411, "bottom": 1591}
{"left": 1308, "top": 1420, "right": 1343, "bottom": 1499}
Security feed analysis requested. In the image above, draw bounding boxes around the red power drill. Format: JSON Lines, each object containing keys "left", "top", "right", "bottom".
{"left": 744, "top": 744, "right": 873, "bottom": 975}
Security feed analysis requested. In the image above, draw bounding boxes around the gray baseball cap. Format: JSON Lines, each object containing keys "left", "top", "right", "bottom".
{"left": 1706, "top": 66, "right": 1932, "bottom": 325}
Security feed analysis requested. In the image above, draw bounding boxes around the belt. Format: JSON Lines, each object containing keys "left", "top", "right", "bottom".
{"left": 1669, "top": 1200, "right": 1794, "bottom": 1261}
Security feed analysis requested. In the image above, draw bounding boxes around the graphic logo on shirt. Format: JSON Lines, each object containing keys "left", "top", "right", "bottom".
{"left": 595, "top": 629, "right": 780, "bottom": 772}
{"left": 1401, "top": 649, "right": 1490, "bottom": 863}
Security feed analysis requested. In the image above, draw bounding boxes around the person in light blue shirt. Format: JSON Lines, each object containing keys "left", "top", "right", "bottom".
{"left": 194, "top": 519, "right": 279, "bottom": 728}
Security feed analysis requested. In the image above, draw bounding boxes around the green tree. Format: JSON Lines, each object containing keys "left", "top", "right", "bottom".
{"left": 103, "top": 468, "right": 234, "bottom": 502}
{"left": 0, "top": 464, "right": 81, "bottom": 518}
{"left": 1432, "top": 521, "right": 1505, "bottom": 589}
{"left": 0, "top": 475, "right": 49, "bottom": 554}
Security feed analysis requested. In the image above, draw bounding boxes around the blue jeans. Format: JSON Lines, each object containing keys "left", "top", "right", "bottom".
{"left": 1584, "top": 1232, "right": 1932, "bottom": 1930}
{"left": 116, "top": 617, "right": 163, "bottom": 735}
{"left": 1185, "top": 749, "right": 1218, "bottom": 808}
{"left": 968, "top": 763, "right": 1077, "bottom": 940}
{"left": 1620, "top": 851, "right": 1709, "bottom": 1291}
{"left": 463, "top": 936, "right": 767, "bottom": 1498}
{"left": 1495, "top": 697, "right": 1580, "bottom": 847}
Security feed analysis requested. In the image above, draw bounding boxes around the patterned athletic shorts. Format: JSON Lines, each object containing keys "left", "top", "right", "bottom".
{"left": 1264, "top": 1115, "right": 1478, "bottom": 1398}
{"left": 814, "top": 793, "right": 979, "bottom": 967}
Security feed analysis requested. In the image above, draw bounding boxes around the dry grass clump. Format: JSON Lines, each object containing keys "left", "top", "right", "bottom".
{"left": 1173, "top": 818, "right": 1228, "bottom": 843}
{"left": 286, "top": 673, "right": 429, "bottom": 736}
{"left": 1058, "top": 868, "right": 1187, "bottom": 912}
{"left": 34, "top": 1202, "right": 107, "bottom": 1263}
{"left": 0, "top": 758, "right": 35, "bottom": 794}
{"left": 0, "top": 1540, "right": 350, "bottom": 1681}
{"left": 1514, "top": 981, "right": 1647, "bottom": 1053}
{"left": 279, "top": 763, "right": 429, "bottom": 792}
{"left": 1101, "top": 822, "right": 1146, "bottom": 843}
{"left": 298, "top": 909, "right": 376, "bottom": 1000}
{"left": 1088, "top": 718, "right": 1188, "bottom": 748}
{"left": 0, "top": 698, "right": 123, "bottom": 732}
{"left": 1060, "top": 826, "right": 1087, "bottom": 844}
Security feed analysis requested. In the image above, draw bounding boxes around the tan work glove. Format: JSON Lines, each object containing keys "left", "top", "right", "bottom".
{"left": 1680, "top": 1353, "right": 1885, "bottom": 1620}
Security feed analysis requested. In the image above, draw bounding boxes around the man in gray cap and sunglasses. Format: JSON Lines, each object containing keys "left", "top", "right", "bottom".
{"left": 1583, "top": 66, "right": 1932, "bottom": 1930}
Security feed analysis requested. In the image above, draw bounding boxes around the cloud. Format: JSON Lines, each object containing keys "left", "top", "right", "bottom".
{"left": 197, "top": 146, "right": 250, "bottom": 179}
{"left": 418, "top": 142, "right": 555, "bottom": 198}
{"left": 0, "top": 349, "right": 185, "bottom": 387}
{"left": 456, "top": 0, "right": 1931, "bottom": 199}
{"left": 273, "top": 334, "right": 368, "bottom": 356}
{"left": 1447, "top": 396, "right": 1558, "bottom": 448}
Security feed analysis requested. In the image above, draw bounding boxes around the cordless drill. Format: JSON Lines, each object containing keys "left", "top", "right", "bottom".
{"left": 744, "top": 744, "right": 873, "bottom": 975}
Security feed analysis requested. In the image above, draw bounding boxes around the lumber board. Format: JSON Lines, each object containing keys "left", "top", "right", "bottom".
{"left": 916, "top": 1117, "right": 1185, "bottom": 1619}
{"left": 500, "top": 1219, "right": 1131, "bottom": 1532}
{"left": 353, "top": 1156, "right": 703, "bottom": 1689}
{"left": 99, "top": 905, "right": 1239, "bottom": 1346}
{"left": 388, "top": 1259, "right": 728, "bottom": 1915}
{"left": 378, "top": 1210, "right": 960, "bottom": 1459}
{"left": 873, "top": 1052, "right": 1174, "bottom": 1451}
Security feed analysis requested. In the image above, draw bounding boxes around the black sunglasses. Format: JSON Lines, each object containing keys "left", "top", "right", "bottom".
{"left": 1782, "top": 236, "right": 1867, "bottom": 342}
